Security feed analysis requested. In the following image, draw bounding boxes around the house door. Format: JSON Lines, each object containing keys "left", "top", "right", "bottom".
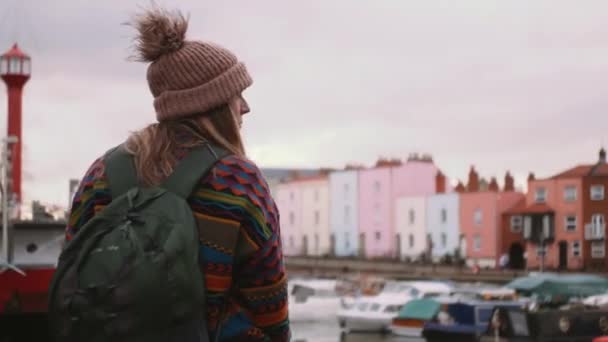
{"left": 509, "top": 243, "right": 525, "bottom": 270}
{"left": 358, "top": 233, "right": 366, "bottom": 258}
{"left": 302, "top": 235, "right": 308, "bottom": 256}
{"left": 395, "top": 233, "right": 401, "bottom": 260}
{"left": 558, "top": 241, "right": 568, "bottom": 270}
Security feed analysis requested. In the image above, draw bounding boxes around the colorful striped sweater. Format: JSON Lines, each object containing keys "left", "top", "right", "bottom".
{"left": 65, "top": 152, "right": 290, "bottom": 342}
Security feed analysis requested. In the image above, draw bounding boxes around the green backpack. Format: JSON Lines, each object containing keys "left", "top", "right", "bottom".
{"left": 49, "top": 143, "right": 229, "bottom": 342}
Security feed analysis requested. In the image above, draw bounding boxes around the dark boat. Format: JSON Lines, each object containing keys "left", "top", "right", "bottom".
{"left": 480, "top": 306, "right": 608, "bottom": 342}
{"left": 422, "top": 300, "right": 526, "bottom": 342}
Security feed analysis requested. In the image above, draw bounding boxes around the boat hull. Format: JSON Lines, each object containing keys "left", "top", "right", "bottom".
{"left": 389, "top": 324, "right": 423, "bottom": 337}
{"left": 337, "top": 313, "right": 392, "bottom": 332}
{"left": 423, "top": 330, "right": 478, "bottom": 342}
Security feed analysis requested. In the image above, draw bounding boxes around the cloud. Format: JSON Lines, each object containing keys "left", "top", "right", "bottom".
{"left": 0, "top": 0, "right": 607, "bottom": 206}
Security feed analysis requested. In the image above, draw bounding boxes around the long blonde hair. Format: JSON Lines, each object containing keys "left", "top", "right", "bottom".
{"left": 125, "top": 103, "right": 245, "bottom": 186}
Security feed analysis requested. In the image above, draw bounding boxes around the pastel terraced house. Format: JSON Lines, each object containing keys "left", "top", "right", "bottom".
{"left": 426, "top": 190, "right": 460, "bottom": 262}
{"left": 299, "top": 176, "right": 331, "bottom": 256}
{"left": 458, "top": 167, "right": 525, "bottom": 268}
{"left": 394, "top": 195, "right": 427, "bottom": 260}
{"left": 329, "top": 169, "right": 360, "bottom": 257}
{"left": 276, "top": 181, "right": 302, "bottom": 256}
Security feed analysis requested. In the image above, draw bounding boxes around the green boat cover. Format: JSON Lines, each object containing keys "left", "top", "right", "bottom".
{"left": 397, "top": 298, "right": 441, "bottom": 320}
{"left": 506, "top": 273, "right": 608, "bottom": 301}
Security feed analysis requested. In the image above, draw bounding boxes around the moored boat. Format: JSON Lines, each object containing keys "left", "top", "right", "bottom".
{"left": 337, "top": 281, "right": 452, "bottom": 333}
{"left": 480, "top": 305, "right": 608, "bottom": 342}
{"left": 422, "top": 300, "right": 526, "bottom": 342}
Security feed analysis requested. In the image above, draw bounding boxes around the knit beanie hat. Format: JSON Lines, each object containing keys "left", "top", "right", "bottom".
{"left": 131, "top": 7, "right": 253, "bottom": 122}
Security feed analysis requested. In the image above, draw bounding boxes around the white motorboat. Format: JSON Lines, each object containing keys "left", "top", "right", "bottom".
{"left": 337, "top": 281, "right": 452, "bottom": 332}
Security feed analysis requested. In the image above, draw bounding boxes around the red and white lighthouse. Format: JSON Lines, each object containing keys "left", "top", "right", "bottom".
{"left": 0, "top": 43, "right": 31, "bottom": 204}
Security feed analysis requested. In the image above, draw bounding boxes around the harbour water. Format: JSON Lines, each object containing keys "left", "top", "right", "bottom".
{"left": 291, "top": 321, "right": 425, "bottom": 342}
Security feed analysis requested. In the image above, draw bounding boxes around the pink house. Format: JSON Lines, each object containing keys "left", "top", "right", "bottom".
{"left": 358, "top": 155, "right": 440, "bottom": 258}
{"left": 458, "top": 167, "right": 524, "bottom": 268}
{"left": 358, "top": 163, "right": 393, "bottom": 258}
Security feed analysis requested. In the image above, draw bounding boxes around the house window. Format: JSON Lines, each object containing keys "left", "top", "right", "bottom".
{"left": 344, "top": 205, "right": 350, "bottom": 225}
{"left": 592, "top": 241, "right": 605, "bottom": 258}
{"left": 408, "top": 234, "right": 414, "bottom": 248}
{"left": 591, "top": 214, "right": 605, "bottom": 238}
{"left": 409, "top": 209, "right": 416, "bottom": 225}
{"left": 290, "top": 191, "right": 295, "bottom": 201}
{"left": 314, "top": 234, "right": 319, "bottom": 251}
{"left": 375, "top": 231, "right": 382, "bottom": 241}
{"left": 314, "top": 210, "right": 320, "bottom": 226}
{"left": 441, "top": 233, "right": 447, "bottom": 248}
{"left": 591, "top": 185, "right": 605, "bottom": 201}
{"left": 289, "top": 212, "right": 295, "bottom": 225}
{"left": 289, "top": 236, "right": 294, "bottom": 247}
{"left": 344, "top": 184, "right": 349, "bottom": 199}
{"left": 374, "top": 181, "right": 381, "bottom": 193}
{"left": 441, "top": 209, "right": 447, "bottom": 223}
{"left": 535, "top": 188, "right": 547, "bottom": 203}
{"left": 511, "top": 216, "right": 523, "bottom": 233}
{"left": 564, "top": 186, "right": 577, "bottom": 202}
{"left": 374, "top": 203, "right": 381, "bottom": 224}
{"left": 536, "top": 245, "right": 547, "bottom": 256}
{"left": 565, "top": 215, "right": 577, "bottom": 232}
{"left": 474, "top": 209, "right": 482, "bottom": 225}
{"left": 473, "top": 235, "right": 481, "bottom": 251}
{"left": 572, "top": 241, "right": 581, "bottom": 257}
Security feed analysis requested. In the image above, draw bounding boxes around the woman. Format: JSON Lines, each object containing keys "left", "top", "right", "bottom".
{"left": 65, "top": 7, "right": 290, "bottom": 342}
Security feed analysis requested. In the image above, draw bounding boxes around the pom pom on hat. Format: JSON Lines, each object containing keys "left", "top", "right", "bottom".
{"left": 130, "top": 6, "right": 188, "bottom": 62}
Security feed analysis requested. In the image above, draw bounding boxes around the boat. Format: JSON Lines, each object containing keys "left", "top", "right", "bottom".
{"left": 389, "top": 298, "right": 441, "bottom": 337}
{"left": 390, "top": 286, "right": 521, "bottom": 338}
{"left": 506, "top": 273, "right": 608, "bottom": 306}
{"left": 288, "top": 278, "right": 341, "bottom": 323}
{"left": 422, "top": 300, "right": 526, "bottom": 342}
{"left": 337, "top": 281, "right": 452, "bottom": 332}
{"left": 479, "top": 305, "right": 608, "bottom": 342}
{"left": 334, "top": 274, "right": 386, "bottom": 297}
{"left": 0, "top": 220, "right": 65, "bottom": 341}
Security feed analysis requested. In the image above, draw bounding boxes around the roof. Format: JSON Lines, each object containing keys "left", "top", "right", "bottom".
{"left": 550, "top": 163, "right": 608, "bottom": 179}
{"left": 507, "top": 202, "right": 554, "bottom": 215}
{"left": 284, "top": 174, "right": 328, "bottom": 183}
{"left": 2, "top": 43, "right": 29, "bottom": 59}
{"left": 260, "top": 168, "right": 320, "bottom": 180}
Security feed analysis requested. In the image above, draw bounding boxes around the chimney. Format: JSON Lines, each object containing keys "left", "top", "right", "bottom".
{"left": 376, "top": 158, "right": 402, "bottom": 168}
{"left": 488, "top": 177, "right": 499, "bottom": 192}
{"left": 467, "top": 166, "right": 480, "bottom": 192}
{"left": 528, "top": 172, "right": 535, "bottom": 182}
{"left": 600, "top": 148, "right": 607, "bottom": 164}
{"left": 455, "top": 181, "right": 466, "bottom": 193}
{"left": 504, "top": 171, "right": 515, "bottom": 192}
{"left": 479, "top": 177, "right": 489, "bottom": 191}
{"left": 436, "top": 170, "right": 446, "bottom": 194}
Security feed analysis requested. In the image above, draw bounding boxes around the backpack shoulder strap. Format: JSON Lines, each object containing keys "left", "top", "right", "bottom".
{"left": 162, "top": 143, "right": 230, "bottom": 199}
{"left": 104, "top": 144, "right": 138, "bottom": 199}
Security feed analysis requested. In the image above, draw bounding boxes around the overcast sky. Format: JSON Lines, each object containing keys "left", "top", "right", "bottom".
{"left": 1, "top": 0, "right": 608, "bottom": 206}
